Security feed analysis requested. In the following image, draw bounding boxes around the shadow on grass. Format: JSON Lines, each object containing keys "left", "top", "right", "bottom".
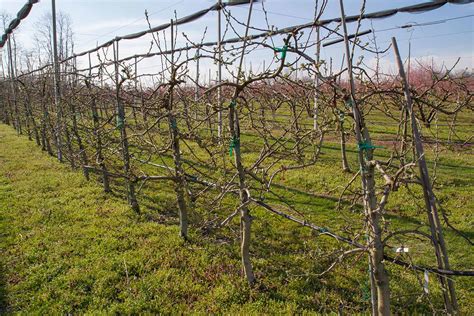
{"left": 267, "top": 182, "right": 474, "bottom": 243}
{"left": 0, "top": 262, "right": 7, "bottom": 313}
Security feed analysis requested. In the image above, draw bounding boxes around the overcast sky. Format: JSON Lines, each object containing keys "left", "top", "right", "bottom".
{"left": 1, "top": 0, "right": 473, "bottom": 81}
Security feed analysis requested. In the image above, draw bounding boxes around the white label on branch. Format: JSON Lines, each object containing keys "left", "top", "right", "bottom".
{"left": 424, "top": 270, "right": 429, "bottom": 294}
{"left": 395, "top": 247, "right": 409, "bottom": 253}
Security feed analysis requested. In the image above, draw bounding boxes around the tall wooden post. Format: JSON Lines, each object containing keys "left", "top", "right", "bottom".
{"left": 193, "top": 48, "right": 200, "bottom": 120}
{"left": 313, "top": 26, "right": 320, "bottom": 131}
{"left": 0, "top": 48, "right": 10, "bottom": 124}
{"left": 217, "top": 0, "right": 223, "bottom": 139}
{"left": 195, "top": 48, "right": 200, "bottom": 103}
{"left": 6, "top": 36, "right": 20, "bottom": 134}
{"left": 7, "top": 38, "right": 19, "bottom": 131}
{"left": 392, "top": 37, "right": 457, "bottom": 315}
{"left": 131, "top": 56, "right": 138, "bottom": 125}
{"left": 51, "top": 0, "right": 63, "bottom": 162}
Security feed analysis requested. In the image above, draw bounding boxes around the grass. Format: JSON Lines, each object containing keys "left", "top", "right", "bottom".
{"left": 0, "top": 124, "right": 356, "bottom": 314}
{"left": 0, "top": 109, "right": 473, "bottom": 314}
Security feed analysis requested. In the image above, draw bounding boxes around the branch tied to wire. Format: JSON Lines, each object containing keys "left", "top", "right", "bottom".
{"left": 273, "top": 45, "right": 288, "bottom": 59}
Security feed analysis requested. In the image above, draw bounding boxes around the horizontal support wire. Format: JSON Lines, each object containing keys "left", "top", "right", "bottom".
{"left": 15, "top": 0, "right": 473, "bottom": 78}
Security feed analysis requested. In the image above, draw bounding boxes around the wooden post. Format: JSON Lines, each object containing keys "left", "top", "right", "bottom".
{"left": 399, "top": 41, "right": 411, "bottom": 165}
{"left": 217, "top": 0, "right": 223, "bottom": 139}
{"left": 0, "top": 48, "right": 10, "bottom": 125}
{"left": 51, "top": 1, "right": 74, "bottom": 167}
{"left": 7, "top": 36, "right": 20, "bottom": 134}
{"left": 194, "top": 48, "right": 200, "bottom": 120}
{"left": 207, "top": 68, "right": 213, "bottom": 134}
{"left": 313, "top": 25, "right": 320, "bottom": 131}
{"left": 51, "top": 0, "right": 63, "bottom": 162}
{"left": 132, "top": 56, "right": 138, "bottom": 125}
{"left": 40, "top": 70, "right": 53, "bottom": 156}
{"left": 392, "top": 37, "right": 458, "bottom": 315}
{"left": 195, "top": 48, "right": 200, "bottom": 103}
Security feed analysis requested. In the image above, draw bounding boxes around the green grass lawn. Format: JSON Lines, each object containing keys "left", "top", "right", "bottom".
{"left": 0, "top": 118, "right": 473, "bottom": 314}
{"left": 0, "top": 123, "right": 351, "bottom": 314}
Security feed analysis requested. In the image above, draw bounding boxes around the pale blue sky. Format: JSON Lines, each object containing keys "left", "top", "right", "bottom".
{"left": 1, "top": 0, "right": 473, "bottom": 79}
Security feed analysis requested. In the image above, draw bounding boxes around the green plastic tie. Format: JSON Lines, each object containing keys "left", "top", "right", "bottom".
{"left": 229, "top": 100, "right": 236, "bottom": 109}
{"left": 345, "top": 99, "right": 353, "bottom": 108}
{"left": 229, "top": 136, "right": 240, "bottom": 157}
{"left": 274, "top": 45, "right": 288, "bottom": 59}
{"left": 116, "top": 115, "right": 124, "bottom": 130}
{"left": 361, "top": 280, "right": 371, "bottom": 302}
{"left": 361, "top": 243, "right": 371, "bottom": 302}
{"left": 319, "top": 227, "right": 328, "bottom": 233}
{"left": 357, "top": 141, "right": 383, "bottom": 152}
{"left": 171, "top": 120, "right": 178, "bottom": 130}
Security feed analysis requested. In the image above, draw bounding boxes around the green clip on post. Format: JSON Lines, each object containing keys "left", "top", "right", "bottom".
{"left": 171, "top": 120, "right": 178, "bottom": 130}
{"left": 229, "top": 100, "right": 236, "bottom": 109}
{"left": 116, "top": 116, "right": 124, "bottom": 130}
{"left": 357, "top": 141, "right": 384, "bottom": 152}
{"left": 360, "top": 166, "right": 368, "bottom": 174}
{"left": 361, "top": 233, "right": 371, "bottom": 302}
{"left": 274, "top": 45, "right": 288, "bottom": 59}
{"left": 345, "top": 99, "right": 353, "bottom": 108}
{"left": 361, "top": 276, "right": 371, "bottom": 302}
{"left": 229, "top": 137, "right": 239, "bottom": 157}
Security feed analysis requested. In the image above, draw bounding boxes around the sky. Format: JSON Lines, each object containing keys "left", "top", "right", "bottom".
{"left": 0, "top": 0, "right": 473, "bottom": 82}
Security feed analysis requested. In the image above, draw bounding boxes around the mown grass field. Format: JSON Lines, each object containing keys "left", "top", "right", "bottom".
{"left": 0, "top": 107, "right": 472, "bottom": 314}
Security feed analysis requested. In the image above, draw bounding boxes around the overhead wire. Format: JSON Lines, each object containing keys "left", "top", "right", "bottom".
{"left": 14, "top": 0, "right": 474, "bottom": 77}
{"left": 77, "top": 0, "right": 185, "bottom": 49}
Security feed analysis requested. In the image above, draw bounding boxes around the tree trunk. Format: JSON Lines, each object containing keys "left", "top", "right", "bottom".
{"left": 168, "top": 19, "right": 189, "bottom": 239}
{"left": 40, "top": 80, "right": 54, "bottom": 156}
{"left": 339, "top": 1, "right": 391, "bottom": 314}
{"left": 20, "top": 83, "right": 40, "bottom": 146}
{"left": 230, "top": 93, "right": 255, "bottom": 285}
{"left": 69, "top": 96, "right": 89, "bottom": 180}
{"left": 87, "top": 79, "right": 110, "bottom": 193}
{"left": 113, "top": 41, "right": 139, "bottom": 212}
